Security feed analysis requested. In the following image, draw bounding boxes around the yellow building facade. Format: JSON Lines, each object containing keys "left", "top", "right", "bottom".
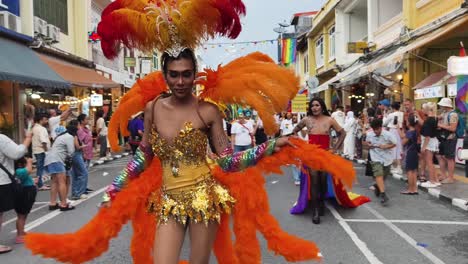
{"left": 306, "top": 0, "right": 339, "bottom": 107}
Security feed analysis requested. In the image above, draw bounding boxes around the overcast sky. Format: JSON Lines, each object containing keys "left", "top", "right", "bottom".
{"left": 198, "top": 0, "right": 327, "bottom": 68}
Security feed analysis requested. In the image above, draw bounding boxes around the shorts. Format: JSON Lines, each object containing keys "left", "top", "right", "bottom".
{"left": 421, "top": 136, "right": 439, "bottom": 152}
{"left": 14, "top": 186, "right": 37, "bottom": 215}
{"left": 45, "top": 162, "right": 66, "bottom": 174}
{"left": 0, "top": 183, "right": 14, "bottom": 212}
{"left": 439, "top": 139, "right": 457, "bottom": 159}
{"left": 370, "top": 161, "right": 391, "bottom": 179}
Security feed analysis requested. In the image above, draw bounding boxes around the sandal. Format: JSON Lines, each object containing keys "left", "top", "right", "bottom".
{"left": 401, "top": 191, "right": 419, "bottom": 195}
{"left": 48, "top": 203, "right": 59, "bottom": 210}
{"left": 59, "top": 204, "right": 75, "bottom": 211}
{"left": 0, "top": 245, "right": 12, "bottom": 254}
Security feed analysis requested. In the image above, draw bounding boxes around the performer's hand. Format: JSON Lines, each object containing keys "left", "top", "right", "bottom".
{"left": 274, "top": 137, "right": 296, "bottom": 152}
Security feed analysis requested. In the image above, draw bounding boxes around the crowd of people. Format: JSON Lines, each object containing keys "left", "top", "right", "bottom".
{"left": 329, "top": 97, "right": 461, "bottom": 198}
{"left": 0, "top": 107, "right": 121, "bottom": 253}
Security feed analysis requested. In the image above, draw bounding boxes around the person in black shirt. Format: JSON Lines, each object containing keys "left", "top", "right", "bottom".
{"left": 420, "top": 102, "right": 441, "bottom": 188}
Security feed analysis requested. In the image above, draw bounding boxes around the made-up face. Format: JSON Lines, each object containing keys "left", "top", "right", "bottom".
{"left": 310, "top": 100, "right": 323, "bottom": 116}
{"left": 165, "top": 58, "right": 195, "bottom": 100}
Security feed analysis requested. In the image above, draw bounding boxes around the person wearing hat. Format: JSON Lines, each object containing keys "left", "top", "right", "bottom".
{"left": 436, "top": 97, "right": 458, "bottom": 184}
{"left": 376, "top": 99, "right": 390, "bottom": 119}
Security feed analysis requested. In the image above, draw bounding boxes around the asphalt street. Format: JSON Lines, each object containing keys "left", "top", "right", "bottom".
{"left": 1, "top": 157, "right": 468, "bottom": 264}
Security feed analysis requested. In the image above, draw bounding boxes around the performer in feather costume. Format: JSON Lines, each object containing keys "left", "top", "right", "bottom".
{"left": 25, "top": 0, "right": 364, "bottom": 263}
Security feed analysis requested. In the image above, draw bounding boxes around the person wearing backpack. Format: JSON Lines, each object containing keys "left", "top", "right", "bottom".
{"left": 436, "top": 98, "right": 459, "bottom": 184}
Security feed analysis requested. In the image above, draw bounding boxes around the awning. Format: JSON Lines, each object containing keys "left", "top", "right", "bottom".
{"left": 38, "top": 54, "right": 120, "bottom": 88}
{"left": 413, "top": 70, "right": 448, "bottom": 90}
{"left": 0, "top": 38, "right": 70, "bottom": 88}
{"left": 361, "top": 15, "right": 468, "bottom": 74}
{"left": 311, "top": 62, "right": 363, "bottom": 92}
{"left": 413, "top": 70, "right": 451, "bottom": 100}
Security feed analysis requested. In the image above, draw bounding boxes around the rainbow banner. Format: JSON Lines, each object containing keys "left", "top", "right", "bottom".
{"left": 281, "top": 38, "right": 297, "bottom": 65}
{"left": 455, "top": 76, "right": 468, "bottom": 113}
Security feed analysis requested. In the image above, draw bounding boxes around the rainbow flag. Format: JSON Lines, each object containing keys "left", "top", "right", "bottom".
{"left": 281, "top": 38, "right": 297, "bottom": 65}
{"left": 455, "top": 43, "right": 468, "bottom": 112}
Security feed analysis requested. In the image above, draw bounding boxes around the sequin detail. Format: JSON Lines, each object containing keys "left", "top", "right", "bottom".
{"left": 147, "top": 176, "right": 235, "bottom": 225}
{"left": 103, "top": 144, "right": 152, "bottom": 202}
{"left": 150, "top": 122, "right": 207, "bottom": 176}
{"left": 217, "top": 139, "right": 276, "bottom": 172}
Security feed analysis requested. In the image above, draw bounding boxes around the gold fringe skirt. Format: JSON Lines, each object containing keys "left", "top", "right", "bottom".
{"left": 147, "top": 176, "right": 235, "bottom": 225}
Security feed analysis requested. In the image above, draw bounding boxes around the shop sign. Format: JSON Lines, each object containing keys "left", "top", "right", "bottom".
{"left": 124, "top": 57, "right": 136, "bottom": 67}
{"left": 291, "top": 94, "right": 307, "bottom": 113}
{"left": 0, "top": 0, "right": 20, "bottom": 16}
{"left": 455, "top": 138, "right": 465, "bottom": 165}
{"left": 448, "top": 83, "right": 457, "bottom": 97}
{"left": 90, "top": 94, "right": 103, "bottom": 107}
{"left": 414, "top": 85, "right": 445, "bottom": 100}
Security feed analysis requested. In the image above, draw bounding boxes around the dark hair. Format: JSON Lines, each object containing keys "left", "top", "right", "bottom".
{"left": 408, "top": 114, "right": 417, "bottom": 127}
{"left": 391, "top": 102, "right": 400, "bottom": 110}
{"left": 307, "top": 97, "right": 330, "bottom": 116}
{"left": 34, "top": 113, "right": 49, "bottom": 123}
{"left": 370, "top": 118, "right": 383, "bottom": 129}
{"left": 14, "top": 157, "right": 27, "bottom": 170}
{"left": 367, "top": 107, "right": 375, "bottom": 118}
{"left": 161, "top": 48, "right": 198, "bottom": 76}
{"left": 67, "top": 120, "right": 79, "bottom": 136}
{"left": 96, "top": 110, "right": 104, "bottom": 118}
{"left": 336, "top": 106, "right": 344, "bottom": 110}
{"left": 77, "top": 114, "right": 87, "bottom": 124}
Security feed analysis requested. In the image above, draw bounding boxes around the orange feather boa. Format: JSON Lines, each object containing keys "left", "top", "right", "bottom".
{"left": 25, "top": 139, "right": 355, "bottom": 263}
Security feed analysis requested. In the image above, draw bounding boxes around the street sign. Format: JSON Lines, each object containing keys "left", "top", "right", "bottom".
{"left": 291, "top": 94, "right": 307, "bottom": 113}
{"left": 347, "top": 42, "right": 375, "bottom": 54}
{"left": 90, "top": 94, "right": 103, "bottom": 107}
{"left": 124, "top": 57, "right": 136, "bottom": 67}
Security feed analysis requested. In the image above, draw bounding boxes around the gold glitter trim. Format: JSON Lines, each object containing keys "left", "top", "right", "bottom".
{"left": 147, "top": 176, "right": 235, "bottom": 225}
{"left": 150, "top": 122, "right": 208, "bottom": 176}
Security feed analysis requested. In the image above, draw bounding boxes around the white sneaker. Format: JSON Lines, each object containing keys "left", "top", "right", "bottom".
{"left": 294, "top": 181, "right": 300, "bottom": 186}
{"left": 420, "top": 182, "right": 439, "bottom": 188}
{"left": 79, "top": 194, "right": 88, "bottom": 199}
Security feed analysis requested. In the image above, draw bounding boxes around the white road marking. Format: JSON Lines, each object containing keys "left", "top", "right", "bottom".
{"left": 342, "top": 219, "right": 468, "bottom": 225}
{"left": 364, "top": 204, "right": 446, "bottom": 264}
{"left": 12, "top": 186, "right": 107, "bottom": 233}
{"left": 326, "top": 203, "right": 384, "bottom": 264}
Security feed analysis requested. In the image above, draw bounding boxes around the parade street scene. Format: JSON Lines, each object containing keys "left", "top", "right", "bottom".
{"left": 1, "top": 0, "right": 468, "bottom": 264}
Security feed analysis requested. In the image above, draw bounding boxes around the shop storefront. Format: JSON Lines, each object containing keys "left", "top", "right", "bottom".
{"left": 0, "top": 32, "right": 70, "bottom": 141}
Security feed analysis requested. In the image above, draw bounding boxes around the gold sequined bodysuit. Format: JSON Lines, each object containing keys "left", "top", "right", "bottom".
{"left": 147, "top": 122, "right": 235, "bottom": 225}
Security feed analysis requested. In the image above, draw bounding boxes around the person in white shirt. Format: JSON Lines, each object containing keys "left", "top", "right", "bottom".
{"left": 331, "top": 106, "right": 346, "bottom": 153}
{"left": 383, "top": 102, "right": 404, "bottom": 174}
{"left": 48, "top": 108, "right": 72, "bottom": 140}
{"left": 96, "top": 110, "right": 108, "bottom": 158}
{"left": 331, "top": 106, "right": 345, "bottom": 128}
{"left": 231, "top": 113, "right": 254, "bottom": 152}
{"left": 343, "top": 111, "right": 358, "bottom": 160}
{"left": 364, "top": 119, "right": 396, "bottom": 206}
{"left": 32, "top": 113, "right": 51, "bottom": 190}
{"left": 0, "top": 132, "right": 31, "bottom": 254}
{"left": 280, "top": 112, "right": 294, "bottom": 136}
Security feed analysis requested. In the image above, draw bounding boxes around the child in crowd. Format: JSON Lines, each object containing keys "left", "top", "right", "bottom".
{"left": 14, "top": 157, "right": 37, "bottom": 243}
{"left": 400, "top": 115, "right": 419, "bottom": 195}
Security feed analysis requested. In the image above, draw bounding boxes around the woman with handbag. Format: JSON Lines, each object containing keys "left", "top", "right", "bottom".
{"left": 44, "top": 124, "right": 75, "bottom": 211}
{"left": 0, "top": 131, "right": 31, "bottom": 254}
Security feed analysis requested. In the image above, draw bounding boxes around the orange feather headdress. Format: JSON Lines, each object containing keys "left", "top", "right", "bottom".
{"left": 98, "top": 0, "right": 245, "bottom": 58}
